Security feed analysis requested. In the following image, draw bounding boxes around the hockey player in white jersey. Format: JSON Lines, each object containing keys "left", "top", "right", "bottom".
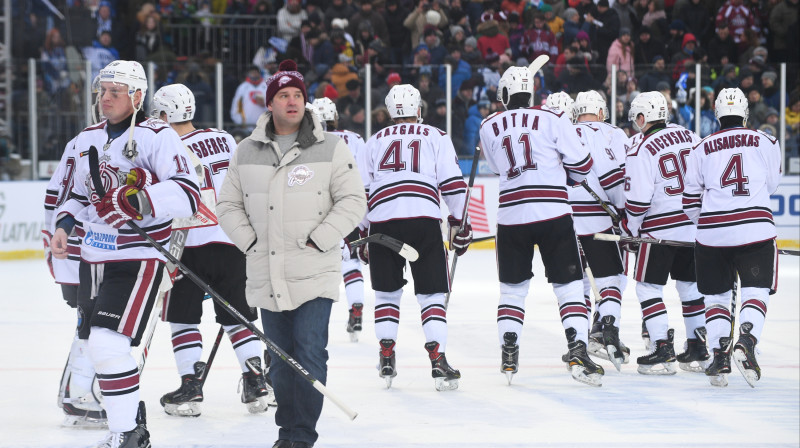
{"left": 312, "top": 97, "right": 368, "bottom": 342}
{"left": 150, "top": 84, "right": 271, "bottom": 416}
{"left": 50, "top": 60, "right": 200, "bottom": 448}
{"left": 358, "top": 84, "right": 471, "bottom": 391}
{"left": 683, "top": 88, "right": 781, "bottom": 387}
{"left": 480, "top": 69, "right": 602, "bottom": 386}
{"left": 567, "top": 90, "right": 630, "bottom": 370}
{"left": 623, "top": 91, "right": 708, "bottom": 376}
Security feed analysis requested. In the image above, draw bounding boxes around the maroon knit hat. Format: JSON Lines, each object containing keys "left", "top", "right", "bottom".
{"left": 265, "top": 60, "right": 307, "bottom": 106}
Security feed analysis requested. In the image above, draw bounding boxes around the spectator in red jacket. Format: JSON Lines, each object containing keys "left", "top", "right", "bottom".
{"left": 715, "top": 0, "right": 760, "bottom": 52}
{"left": 476, "top": 18, "right": 510, "bottom": 59}
{"left": 522, "top": 12, "right": 559, "bottom": 63}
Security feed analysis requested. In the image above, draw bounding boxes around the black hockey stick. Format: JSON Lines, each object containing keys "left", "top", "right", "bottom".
{"left": 348, "top": 233, "right": 419, "bottom": 262}
{"left": 594, "top": 233, "right": 800, "bottom": 256}
{"left": 446, "top": 146, "right": 482, "bottom": 308}
{"left": 88, "top": 146, "right": 358, "bottom": 420}
{"left": 471, "top": 235, "right": 496, "bottom": 244}
{"left": 580, "top": 180, "right": 621, "bottom": 225}
{"left": 199, "top": 326, "right": 225, "bottom": 387}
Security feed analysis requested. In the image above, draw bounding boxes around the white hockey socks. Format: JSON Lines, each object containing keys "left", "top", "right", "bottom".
{"left": 554, "top": 280, "right": 589, "bottom": 345}
{"left": 342, "top": 257, "right": 364, "bottom": 308}
{"left": 676, "top": 281, "right": 705, "bottom": 338}
{"left": 224, "top": 324, "right": 261, "bottom": 373}
{"left": 739, "top": 287, "right": 770, "bottom": 341}
{"left": 498, "top": 280, "right": 529, "bottom": 346}
{"left": 374, "top": 289, "right": 402, "bottom": 342}
{"left": 595, "top": 276, "right": 623, "bottom": 324}
{"left": 417, "top": 293, "right": 448, "bottom": 351}
{"left": 88, "top": 327, "right": 138, "bottom": 434}
{"left": 704, "top": 292, "right": 733, "bottom": 351}
{"left": 636, "top": 282, "right": 669, "bottom": 343}
{"left": 66, "top": 336, "right": 97, "bottom": 408}
{"left": 170, "top": 323, "right": 202, "bottom": 377}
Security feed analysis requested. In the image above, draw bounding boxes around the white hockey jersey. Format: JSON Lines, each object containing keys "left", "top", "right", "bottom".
{"left": 624, "top": 123, "right": 699, "bottom": 242}
{"left": 44, "top": 137, "right": 80, "bottom": 284}
{"left": 479, "top": 106, "right": 593, "bottom": 225}
{"left": 56, "top": 118, "right": 200, "bottom": 263}
{"left": 359, "top": 123, "right": 467, "bottom": 223}
{"left": 230, "top": 79, "right": 268, "bottom": 126}
{"left": 329, "top": 129, "right": 367, "bottom": 162}
{"left": 181, "top": 128, "right": 238, "bottom": 247}
{"left": 683, "top": 127, "right": 781, "bottom": 247}
{"left": 568, "top": 121, "right": 627, "bottom": 236}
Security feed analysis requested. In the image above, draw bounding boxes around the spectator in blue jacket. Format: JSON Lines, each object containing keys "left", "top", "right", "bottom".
{"left": 464, "top": 99, "right": 490, "bottom": 156}
{"left": 439, "top": 47, "right": 472, "bottom": 97}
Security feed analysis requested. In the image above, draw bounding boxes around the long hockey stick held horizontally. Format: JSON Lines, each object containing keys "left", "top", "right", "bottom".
{"left": 593, "top": 233, "right": 799, "bottom": 256}
{"left": 348, "top": 233, "right": 419, "bottom": 262}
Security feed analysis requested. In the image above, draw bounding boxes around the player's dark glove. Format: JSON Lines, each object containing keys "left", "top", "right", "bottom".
{"left": 95, "top": 185, "right": 142, "bottom": 228}
{"left": 126, "top": 167, "right": 158, "bottom": 190}
{"left": 344, "top": 227, "right": 361, "bottom": 259}
{"left": 356, "top": 227, "right": 369, "bottom": 264}
{"left": 619, "top": 219, "right": 639, "bottom": 253}
{"left": 448, "top": 215, "right": 472, "bottom": 256}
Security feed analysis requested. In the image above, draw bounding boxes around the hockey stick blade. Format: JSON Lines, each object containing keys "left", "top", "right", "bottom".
{"left": 527, "top": 55, "right": 550, "bottom": 76}
{"left": 349, "top": 233, "right": 419, "bottom": 262}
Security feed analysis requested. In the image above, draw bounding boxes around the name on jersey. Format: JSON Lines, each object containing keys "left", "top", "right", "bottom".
{"left": 187, "top": 136, "right": 232, "bottom": 159}
{"left": 84, "top": 229, "right": 117, "bottom": 250}
{"left": 489, "top": 113, "right": 539, "bottom": 136}
{"left": 643, "top": 129, "right": 694, "bottom": 155}
{"left": 703, "top": 134, "right": 760, "bottom": 155}
{"left": 374, "top": 124, "right": 430, "bottom": 139}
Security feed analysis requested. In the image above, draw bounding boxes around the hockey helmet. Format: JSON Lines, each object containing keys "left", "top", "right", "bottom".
{"left": 497, "top": 66, "right": 533, "bottom": 109}
{"left": 90, "top": 75, "right": 104, "bottom": 124}
{"left": 98, "top": 60, "right": 148, "bottom": 98}
{"left": 628, "top": 91, "right": 669, "bottom": 131}
{"left": 312, "top": 97, "right": 339, "bottom": 122}
{"left": 151, "top": 84, "right": 196, "bottom": 123}
{"left": 715, "top": 87, "right": 749, "bottom": 126}
{"left": 573, "top": 90, "right": 609, "bottom": 122}
{"left": 386, "top": 84, "right": 423, "bottom": 123}
{"left": 545, "top": 91, "right": 574, "bottom": 114}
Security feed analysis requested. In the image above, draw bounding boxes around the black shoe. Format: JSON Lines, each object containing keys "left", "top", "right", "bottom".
{"left": 96, "top": 401, "right": 150, "bottom": 448}
{"left": 677, "top": 327, "right": 711, "bottom": 373}
{"left": 636, "top": 329, "right": 677, "bottom": 375}
{"left": 564, "top": 328, "right": 604, "bottom": 386}
{"left": 272, "top": 440, "right": 292, "bottom": 448}
{"left": 733, "top": 322, "right": 761, "bottom": 387}
{"left": 425, "top": 341, "right": 460, "bottom": 391}
{"left": 292, "top": 443, "right": 314, "bottom": 448}
{"left": 160, "top": 362, "right": 204, "bottom": 417}
{"left": 706, "top": 337, "right": 732, "bottom": 387}
{"left": 241, "top": 357, "right": 270, "bottom": 413}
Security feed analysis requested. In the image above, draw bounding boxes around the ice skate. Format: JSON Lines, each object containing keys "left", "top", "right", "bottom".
{"left": 636, "top": 329, "right": 677, "bottom": 375}
{"left": 677, "top": 327, "right": 711, "bottom": 373}
{"left": 160, "top": 362, "right": 204, "bottom": 417}
{"left": 706, "top": 337, "right": 732, "bottom": 387}
{"left": 500, "top": 332, "right": 519, "bottom": 385}
{"left": 732, "top": 322, "right": 761, "bottom": 388}
{"left": 641, "top": 321, "right": 651, "bottom": 351}
{"left": 564, "top": 328, "right": 604, "bottom": 387}
{"left": 62, "top": 378, "right": 107, "bottom": 429}
{"left": 425, "top": 341, "right": 460, "bottom": 391}
{"left": 94, "top": 401, "right": 150, "bottom": 448}
{"left": 346, "top": 303, "right": 364, "bottom": 342}
{"left": 378, "top": 339, "right": 397, "bottom": 389}
{"left": 262, "top": 350, "right": 277, "bottom": 407}
{"left": 588, "top": 316, "right": 629, "bottom": 371}
{"left": 240, "top": 357, "right": 270, "bottom": 414}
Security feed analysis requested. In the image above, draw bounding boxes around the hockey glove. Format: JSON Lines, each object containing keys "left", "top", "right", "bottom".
{"left": 95, "top": 185, "right": 143, "bottom": 228}
{"left": 344, "top": 227, "right": 361, "bottom": 259}
{"left": 125, "top": 167, "right": 159, "bottom": 190}
{"left": 448, "top": 215, "right": 472, "bottom": 256}
{"left": 41, "top": 230, "right": 55, "bottom": 279}
{"left": 619, "top": 219, "right": 639, "bottom": 253}
{"left": 356, "top": 227, "right": 369, "bottom": 264}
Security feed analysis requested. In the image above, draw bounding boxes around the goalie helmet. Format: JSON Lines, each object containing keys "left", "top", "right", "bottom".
{"left": 312, "top": 97, "right": 338, "bottom": 122}
{"left": 98, "top": 60, "right": 148, "bottom": 98}
{"left": 497, "top": 66, "right": 533, "bottom": 109}
{"left": 385, "top": 84, "right": 423, "bottom": 123}
{"left": 628, "top": 91, "right": 668, "bottom": 131}
{"left": 715, "top": 87, "right": 749, "bottom": 126}
{"left": 545, "top": 91, "right": 574, "bottom": 114}
{"left": 151, "top": 84, "right": 196, "bottom": 123}
{"left": 573, "top": 90, "right": 608, "bottom": 122}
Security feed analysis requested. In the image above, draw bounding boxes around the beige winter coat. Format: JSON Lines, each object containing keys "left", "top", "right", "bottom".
{"left": 217, "top": 110, "right": 366, "bottom": 312}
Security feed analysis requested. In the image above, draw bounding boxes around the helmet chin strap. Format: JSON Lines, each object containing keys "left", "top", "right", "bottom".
{"left": 126, "top": 92, "right": 143, "bottom": 160}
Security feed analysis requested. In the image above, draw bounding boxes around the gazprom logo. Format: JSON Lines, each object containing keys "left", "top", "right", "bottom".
{"left": 84, "top": 229, "right": 118, "bottom": 250}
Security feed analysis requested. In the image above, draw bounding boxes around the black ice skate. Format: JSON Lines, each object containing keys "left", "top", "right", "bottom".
{"left": 501, "top": 332, "right": 520, "bottom": 385}
{"left": 636, "top": 329, "right": 677, "bottom": 375}
{"left": 602, "top": 316, "right": 629, "bottom": 371}
{"left": 564, "top": 328, "right": 604, "bottom": 387}
{"left": 94, "top": 401, "right": 150, "bottom": 448}
{"left": 160, "top": 362, "right": 204, "bottom": 417}
{"left": 733, "top": 322, "right": 761, "bottom": 388}
{"left": 425, "top": 341, "right": 461, "bottom": 391}
{"left": 62, "top": 378, "right": 108, "bottom": 428}
{"left": 677, "top": 326, "right": 711, "bottom": 373}
{"left": 346, "top": 303, "right": 364, "bottom": 342}
{"left": 241, "top": 357, "right": 271, "bottom": 414}
{"left": 378, "top": 339, "right": 397, "bottom": 389}
{"left": 641, "top": 321, "right": 651, "bottom": 351}
{"left": 706, "top": 337, "right": 732, "bottom": 387}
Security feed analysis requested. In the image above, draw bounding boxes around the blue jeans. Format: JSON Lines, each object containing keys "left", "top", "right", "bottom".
{"left": 261, "top": 298, "right": 332, "bottom": 445}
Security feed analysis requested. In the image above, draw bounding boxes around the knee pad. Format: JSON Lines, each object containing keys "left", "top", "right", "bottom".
{"left": 740, "top": 287, "right": 769, "bottom": 304}
{"left": 552, "top": 280, "right": 583, "bottom": 302}
{"left": 675, "top": 280, "right": 702, "bottom": 302}
{"left": 594, "top": 275, "right": 620, "bottom": 291}
{"left": 87, "top": 327, "right": 133, "bottom": 370}
{"left": 500, "top": 280, "right": 530, "bottom": 304}
{"left": 375, "top": 289, "right": 403, "bottom": 307}
{"left": 635, "top": 282, "right": 663, "bottom": 302}
{"left": 704, "top": 292, "right": 731, "bottom": 308}
{"left": 416, "top": 293, "right": 445, "bottom": 309}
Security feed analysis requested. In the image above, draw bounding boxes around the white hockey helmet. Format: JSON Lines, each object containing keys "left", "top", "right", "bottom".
{"left": 386, "top": 84, "right": 423, "bottom": 123}
{"left": 545, "top": 91, "right": 574, "bottom": 114}
{"left": 497, "top": 66, "right": 533, "bottom": 109}
{"left": 98, "top": 60, "right": 148, "bottom": 98}
{"left": 715, "top": 87, "right": 749, "bottom": 126}
{"left": 90, "top": 75, "right": 104, "bottom": 124}
{"left": 573, "top": 90, "right": 609, "bottom": 122}
{"left": 151, "top": 84, "right": 196, "bottom": 123}
{"left": 628, "top": 91, "right": 669, "bottom": 131}
{"left": 312, "top": 97, "right": 339, "bottom": 122}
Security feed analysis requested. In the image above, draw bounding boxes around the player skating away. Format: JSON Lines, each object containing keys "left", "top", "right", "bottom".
{"left": 311, "top": 97, "right": 367, "bottom": 343}
{"left": 50, "top": 60, "right": 200, "bottom": 448}
{"left": 566, "top": 90, "right": 630, "bottom": 370}
{"left": 683, "top": 88, "right": 781, "bottom": 387}
{"left": 624, "top": 91, "right": 708, "bottom": 376}
{"left": 150, "top": 84, "right": 272, "bottom": 416}
{"left": 479, "top": 69, "right": 602, "bottom": 386}
{"left": 357, "top": 84, "right": 472, "bottom": 391}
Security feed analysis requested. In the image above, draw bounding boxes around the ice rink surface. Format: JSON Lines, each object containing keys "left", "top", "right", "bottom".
{"left": 1, "top": 250, "right": 798, "bottom": 447}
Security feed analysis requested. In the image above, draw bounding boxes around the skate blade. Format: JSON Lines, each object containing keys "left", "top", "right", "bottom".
{"left": 637, "top": 362, "right": 677, "bottom": 375}
{"left": 708, "top": 373, "right": 728, "bottom": 387}
{"left": 679, "top": 360, "right": 710, "bottom": 373}
{"left": 163, "top": 402, "right": 201, "bottom": 417}
{"left": 643, "top": 337, "right": 651, "bottom": 351}
{"left": 606, "top": 346, "right": 623, "bottom": 372}
{"left": 504, "top": 371, "right": 515, "bottom": 385}
{"left": 588, "top": 340, "right": 610, "bottom": 361}
{"left": 62, "top": 415, "right": 108, "bottom": 429}
{"left": 245, "top": 396, "right": 270, "bottom": 414}
{"left": 570, "top": 366, "right": 602, "bottom": 387}
{"left": 732, "top": 350, "right": 759, "bottom": 388}
{"left": 348, "top": 330, "right": 360, "bottom": 343}
{"left": 383, "top": 376, "right": 393, "bottom": 389}
{"left": 434, "top": 377, "right": 459, "bottom": 391}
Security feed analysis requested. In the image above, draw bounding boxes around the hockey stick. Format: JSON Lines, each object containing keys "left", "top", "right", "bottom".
{"left": 199, "top": 326, "right": 225, "bottom": 387}
{"left": 580, "top": 180, "right": 621, "bottom": 225}
{"left": 471, "top": 235, "right": 496, "bottom": 244}
{"left": 445, "top": 146, "right": 481, "bottom": 308}
{"left": 527, "top": 55, "right": 550, "bottom": 77}
{"left": 594, "top": 233, "right": 800, "bottom": 256}
{"left": 88, "top": 146, "right": 358, "bottom": 420}
{"left": 348, "top": 233, "right": 419, "bottom": 262}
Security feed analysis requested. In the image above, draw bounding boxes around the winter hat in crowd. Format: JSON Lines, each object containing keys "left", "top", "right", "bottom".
{"left": 670, "top": 19, "right": 686, "bottom": 31}
{"left": 386, "top": 72, "right": 402, "bottom": 86}
{"left": 265, "top": 60, "right": 307, "bottom": 105}
{"left": 464, "top": 36, "right": 478, "bottom": 49}
{"left": 682, "top": 33, "right": 697, "bottom": 48}
{"left": 539, "top": 3, "right": 552, "bottom": 12}
{"left": 620, "top": 27, "right": 631, "bottom": 37}
{"left": 576, "top": 31, "right": 590, "bottom": 43}
{"left": 762, "top": 71, "right": 777, "bottom": 83}
{"left": 324, "top": 83, "right": 339, "bottom": 100}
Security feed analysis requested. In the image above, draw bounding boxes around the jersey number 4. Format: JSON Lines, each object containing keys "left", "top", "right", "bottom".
{"left": 720, "top": 153, "right": 749, "bottom": 196}
{"left": 379, "top": 140, "right": 421, "bottom": 173}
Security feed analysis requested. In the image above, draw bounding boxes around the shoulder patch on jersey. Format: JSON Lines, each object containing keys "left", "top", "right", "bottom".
{"left": 533, "top": 105, "right": 564, "bottom": 118}
{"left": 755, "top": 128, "right": 778, "bottom": 145}
{"left": 577, "top": 123, "right": 600, "bottom": 132}
{"left": 83, "top": 120, "right": 107, "bottom": 132}
{"left": 481, "top": 111, "right": 503, "bottom": 126}
{"left": 136, "top": 118, "right": 170, "bottom": 132}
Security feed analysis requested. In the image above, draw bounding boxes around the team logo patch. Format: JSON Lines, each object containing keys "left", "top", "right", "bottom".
{"left": 122, "top": 140, "right": 138, "bottom": 161}
{"left": 84, "top": 229, "right": 118, "bottom": 250}
{"left": 279, "top": 75, "right": 292, "bottom": 86}
{"left": 288, "top": 165, "right": 314, "bottom": 186}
